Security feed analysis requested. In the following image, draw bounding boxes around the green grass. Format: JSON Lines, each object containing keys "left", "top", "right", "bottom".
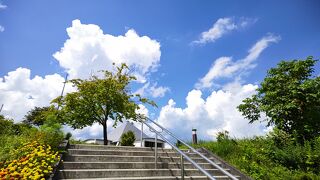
{"left": 183, "top": 136, "right": 320, "bottom": 180}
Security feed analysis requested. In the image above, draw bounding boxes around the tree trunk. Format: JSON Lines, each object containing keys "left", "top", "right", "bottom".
{"left": 103, "top": 119, "right": 108, "bottom": 145}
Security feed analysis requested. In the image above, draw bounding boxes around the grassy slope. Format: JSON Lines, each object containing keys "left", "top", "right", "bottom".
{"left": 189, "top": 137, "right": 320, "bottom": 180}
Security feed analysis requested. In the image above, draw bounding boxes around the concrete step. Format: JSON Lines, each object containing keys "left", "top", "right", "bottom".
{"left": 59, "top": 175, "right": 235, "bottom": 180}
{"left": 62, "top": 162, "right": 220, "bottom": 169}
{"left": 67, "top": 149, "right": 202, "bottom": 158}
{"left": 64, "top": 155, "right": 216, "bottom": 163}
{"left": 70, "top": 144, "right": 179, "bottom": 152}
{"left": 58, "top": 168, "right": 231, "bottom": 179}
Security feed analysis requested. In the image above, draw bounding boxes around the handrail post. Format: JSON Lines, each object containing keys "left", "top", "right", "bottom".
{"left": 141, "top": 122, "right": 143, "bottom": 147}
{"left": 181, "top": 154, "right": 184, "bottom": 180}
{"left": 155, "top": 133, "right": 158, "bottom": 169}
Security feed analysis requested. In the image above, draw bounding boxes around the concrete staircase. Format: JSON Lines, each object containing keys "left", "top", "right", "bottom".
{"left": 58, "top": 144, "right": 241, "bottom": 179}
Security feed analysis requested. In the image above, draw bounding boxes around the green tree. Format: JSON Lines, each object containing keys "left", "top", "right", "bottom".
{"left": 238, "top": 56, "right": 320, "bottom": 143}
{"left": 23, "top": 106, "right": 55, "bottom": 126}
{"left": 0, "top": 115, "right": 14, "bottom": 135}
{"left": 54, "top": 63, "right": 156, "bottom": 145}
{"left": 120, "top": 131, "right": 136, "bottom": 146}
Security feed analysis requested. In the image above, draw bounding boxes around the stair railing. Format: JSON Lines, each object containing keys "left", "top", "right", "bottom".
{"left": 140, "top": 118, "right": 238, "bottom": 180}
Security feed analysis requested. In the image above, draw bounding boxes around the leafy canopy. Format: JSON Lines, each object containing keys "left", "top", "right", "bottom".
{"left": 53, "top": 63, "right": 156, "bottom": 144}
{"left": 238, "top": 56, "right": 320, "bottom": 143}
{"left": 23, "top": 106, "right": 56, "bottom": 126}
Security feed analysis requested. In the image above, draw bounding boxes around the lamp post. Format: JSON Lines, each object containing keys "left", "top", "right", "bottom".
{"left": 192, "top": 128, "right": 197, "bottom": 144}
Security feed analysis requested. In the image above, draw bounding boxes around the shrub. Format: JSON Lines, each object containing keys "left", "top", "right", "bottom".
{"left": 65, "top": 132, "right": 72, "bottom": 140}
{"left": 38, "top": 114, "right": 64, "bottom": 149}
{"left": 120, "top": 131, "right": 136, "bottom": 146}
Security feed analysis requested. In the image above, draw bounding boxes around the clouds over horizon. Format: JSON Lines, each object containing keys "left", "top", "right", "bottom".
{"left": 0, "top": 68, "right": 75, "bottom": 121}
{"left": 193, "top": 17, "right": 257, "bottom": 45}
{"left": 157, "top": 84, "right": 269, "bottom": 141}
{"left": 196, "top": 34, "right": 280, "bottom": 89}
{"left": 156, "top": 34, "right": 279, "bottom": 140}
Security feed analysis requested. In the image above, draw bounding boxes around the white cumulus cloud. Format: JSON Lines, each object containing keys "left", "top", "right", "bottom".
{"left": 196, "top": 34, "right": 280, "bottom": 89}
{"left": 135, "top": 82, "right": 170, "bottom": 98}
{"left": 193, "top": 17, "right": 256, "bottom": 44}
{"left": 53, "top": 19, "right": 161, "bottom": 80}
{"left": 156, "top": 84, "right": 268, "bottom": 141}
{"left": 0, "top": 68, "right": 75, "bottom": 121}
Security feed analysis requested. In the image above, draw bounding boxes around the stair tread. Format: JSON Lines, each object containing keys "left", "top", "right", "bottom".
{"left": 59, "top": 168, "right": 226, "bottom": 171}
{"left": 66, "top": 154, "right": 209, "bottom": 158}
{"left": 62, "top": 162, "right": 215, "bottom": 164}
{"left": 59, "top": 175, "right": 233, "bottom": 180}
{"left": 68, "top": 149, "right": 197, "bottom": 155}
{"left": 58, "top": 145, "right": 239, "bottom": 179}
{"left": 70, "top": 144, "right": 171, "bottom": 150}
{"left": 68, "top": 149, "right": 185, "bottom": 152}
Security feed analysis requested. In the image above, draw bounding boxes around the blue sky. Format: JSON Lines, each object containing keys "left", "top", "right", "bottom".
{"left": 0, "top": 0, "right": 319, "bottom": 140}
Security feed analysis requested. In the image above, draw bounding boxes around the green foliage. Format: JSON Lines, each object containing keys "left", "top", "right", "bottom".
{"left": 22, "top": 106, "right": 56, "bottom": 126}
{"left": 0, "top": 115, "right": 14, "bottom": 135}
{"left": 38, "top": 114, "right": 64, "bottom": 149}
{"left": 0, "top": 114, "right": 64, "bottom": 162}
{"left": 216, "top": 130, "right": 230, "bottom": 142}
{"left": 238, "top": 56, "right": 320, "bottom": 143}
{"left": 120, "top": 131, "right": 136, "bottom": 146}
{"left": 191, "top": 131, "right": 320, "bottom": 179}
{"left": 54, "top": 63, "right": 156, "bottom": 145}
{"left": 65, "top": 132, "right": 72, "bottom": 140}
{"left": 69, "top": 139, "right": 87, "bottom": 144}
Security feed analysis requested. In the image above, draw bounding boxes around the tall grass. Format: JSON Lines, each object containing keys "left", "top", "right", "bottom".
{"left": 183, "top": 133, "right": 320, "bottom": 179}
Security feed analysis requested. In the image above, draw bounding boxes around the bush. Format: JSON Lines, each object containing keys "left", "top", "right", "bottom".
{"left": 38, "top": 114, "right": 64, "bottom": 149}
{"left": 65, "top": 132, "right": 72, "bottom": 140}
{"left": 120, "top": 131, "right": 136, "bottom": 146}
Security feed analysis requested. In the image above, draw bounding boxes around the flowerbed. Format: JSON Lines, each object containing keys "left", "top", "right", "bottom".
{"left": 0, "top": 141, "right": 59, "bottom": 180}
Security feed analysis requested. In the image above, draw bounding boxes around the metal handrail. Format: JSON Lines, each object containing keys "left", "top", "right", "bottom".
{"left": 141, "top": 121, "right": 215, "bottom": 180}
{"left": 142, "top": 118, "right": 239, "bottom": 180}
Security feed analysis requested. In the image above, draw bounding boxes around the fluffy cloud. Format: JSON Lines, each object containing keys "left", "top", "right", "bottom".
{"left": 157, "top": 83, "right": 268, "bottom": 141}
{"left": 0, "top": 25, "right": 4, "bottom": 32}
{"left": 193, "top": 17, "right": 256, "bottom": 44}
{"left": 0, "top": 68, "right": 75, "bottom": 121}
{"left": 135, "top": 82, "right": 170, "bottom": 98}
{"left": 53, "top": 19, "right": 161, "bottom": 81}
{"left": 196, "top": 34, "right": 280, "bottom": 89}
{"left": 0, "top": 3, "right": 7, "bottom": 10}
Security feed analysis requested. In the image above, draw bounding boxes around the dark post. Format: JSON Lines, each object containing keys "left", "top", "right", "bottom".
{"left": 192, "top": 129, "right": 197, "bottom": 144}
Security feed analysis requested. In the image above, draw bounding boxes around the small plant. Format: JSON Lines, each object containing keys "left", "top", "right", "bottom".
{"left": 216, "top": 130, "right": 230, "bottom": 142}
{"left": 65, "top": 132, "right": 72, "bottom": 140}
{"left": 120, "top": 131, "right": 136, "bottom": 146}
